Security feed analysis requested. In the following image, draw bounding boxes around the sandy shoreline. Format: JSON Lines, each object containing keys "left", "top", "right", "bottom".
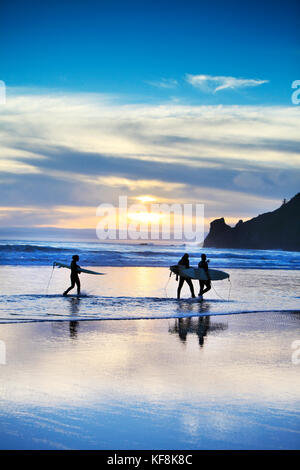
{"left": 0, "top": 312, "right": 300, "bottom": 449}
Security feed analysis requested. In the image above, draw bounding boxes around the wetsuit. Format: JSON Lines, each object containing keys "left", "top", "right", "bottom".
{"left": 63, "top": 260, "right": 81, "bottom": 295}
{"left": 198, "top": 259, "right": 211, "bottom": 296}
{"left": 177, "top": 257, "right": 195, "bottom": 299}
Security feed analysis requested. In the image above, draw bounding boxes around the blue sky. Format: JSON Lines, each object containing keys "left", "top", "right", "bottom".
{"left": 1, "top": 0, "right": 299, "bottom": 104}
{"left": 0, "top": 0, "right": 299, "bottom": 240}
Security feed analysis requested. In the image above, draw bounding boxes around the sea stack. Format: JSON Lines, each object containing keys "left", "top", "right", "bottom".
{"left": 204, "top": 192, "right": 300, "bottom": 251}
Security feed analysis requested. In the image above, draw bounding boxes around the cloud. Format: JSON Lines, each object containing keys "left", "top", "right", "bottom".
{"left": 0, "top": 89, "right": 299, "bottom": 231}
{"left": 146, "top": 78, "right": 178, "bottom": 89}
{"left": 186, "top": 74, "right": 269, "bottom": 93}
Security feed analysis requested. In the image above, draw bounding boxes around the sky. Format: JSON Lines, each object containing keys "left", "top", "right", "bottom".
{"left": 0, "top": 0, "right": 299, "bottom": 241}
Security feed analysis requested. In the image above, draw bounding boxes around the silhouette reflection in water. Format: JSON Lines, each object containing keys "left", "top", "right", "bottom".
{"left": 51, "top": 294, "right": 229, "bottom": 343}
{"left": 69, "top": 320, "right": 79, "bottom": 338}
{"left": 169, "top": 316, "right": 227, "bottom": 347}
{"left": 177, "top": 298, "right": 211, "bottom": 316}
{"left": 68, "top": 297, "right": 80, "bottom": 338}
{"left": 68, "top": 297, "right": 81, "bottom": 314}
{"left": 170, "top": 299, "right": 228, "bottom": 346}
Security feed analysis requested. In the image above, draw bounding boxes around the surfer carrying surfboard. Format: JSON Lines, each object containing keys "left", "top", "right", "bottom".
{"left": 198, "top": 254, "right": 211, "bottom": 299}
{"left": 177, "top": 254, "right": 196, "bottom": 300}
{"left": 63, "top": 255, "right": 81, "bottom": 296}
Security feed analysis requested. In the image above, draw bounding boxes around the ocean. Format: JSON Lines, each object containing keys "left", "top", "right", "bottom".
{"left": 1, "top": 239, "right": 300, "bottom": 268}
{"left": 0, "top": 239, "right": 299, "bottom": 323}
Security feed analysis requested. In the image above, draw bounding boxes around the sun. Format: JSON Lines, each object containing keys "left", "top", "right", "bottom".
{"left": 127, "top": 211, "right": 163, "bottom": 224}
{"left": 135, "top": 195, "right": 157, "bottom": 203}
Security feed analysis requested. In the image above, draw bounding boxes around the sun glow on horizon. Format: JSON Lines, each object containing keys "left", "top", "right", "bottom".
{"left": 135, "top": 196, "right": 157, "bottom": 203}
{"left": 127, "top": 211, "right": 164, "bottom": 224}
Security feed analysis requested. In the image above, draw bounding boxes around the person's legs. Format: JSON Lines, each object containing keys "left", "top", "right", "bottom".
{"left": 75, "top": 276, "right": 81, "bottom": 295}
{"left": 63, "top": 277, "right": 75, "bottom": 296}
{"left": 186, "top": 278, "right": 195, "bottom": 297}
{"left": 199, "top": 280, "right": 204, "bottom": 296}
{"left": 177, "top": 277, "right": 184, "bottom": 299}
{"left": 202, "top": 281, "right": 211, "bottom": 294}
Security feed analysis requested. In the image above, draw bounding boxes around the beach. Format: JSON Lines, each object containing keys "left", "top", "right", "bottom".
{"left": 0, "top": 313, "right": 299, "bottom": 449}
{"left": 1, "top": 0, "right": 299, "bottom": 454}
{"left": 0, "top": 242, "right": 300, "bottom": 449}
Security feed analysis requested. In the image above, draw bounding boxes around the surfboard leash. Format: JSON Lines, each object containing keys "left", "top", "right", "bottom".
{"left": 45, "top": 264, "right": 55, "bottom": 294}
{"left": 227, "top": 277, "right": 232, "bottom": 301}
{"left": 211, "top": 283, "right": 225, "bottom": 301}
{"left": 211, "top": 276, "right": 231, "bottom": 302}
{"left": 163, "top": 271, "right": 173, "bottom": 298}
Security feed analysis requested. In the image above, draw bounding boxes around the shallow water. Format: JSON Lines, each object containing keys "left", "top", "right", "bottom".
{"left": 0, "top": 313, "right": 299, "bottom": 449}
{"left": 0, "top": 266, "right": 299, "bottom": 323}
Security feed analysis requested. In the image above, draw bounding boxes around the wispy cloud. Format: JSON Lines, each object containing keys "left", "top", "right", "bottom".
{"left": 146, "top": 78, "right": 178, "bottom": 89}
{"left": 0, "top": 89, "right": 299, "bottom": 230}
{"left": 186, "top": 74, "right": 269, "bottom": 93}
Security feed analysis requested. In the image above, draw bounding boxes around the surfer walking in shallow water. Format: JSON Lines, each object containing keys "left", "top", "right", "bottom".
{"left": 198, "top": 253, "right": 211, "bottom": 300}
{"left": 177, "top": 253, "right": 196, "bottom": 300}
{"left": 63, "top": 255, "right": 81, "bottom": 296}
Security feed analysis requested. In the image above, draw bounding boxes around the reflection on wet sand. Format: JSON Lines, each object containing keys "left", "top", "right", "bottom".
{"left": 68, "top": 298, "right": 80, "bottom": 338}
{"left": 69, "top": 321, "right": 79, "bottom": 338}
{"left": 68, "top": 297, "right": 81, "bottom": 314}
{"left": 170, "top": 298, "right": 228, "bottom": 346}
{"left": 176, "top": 298, "right": 212, "bottom": 316}
{"left": 169, "top": 316, "right": 227, "bottom": 347}
{"left": 49, "top": 297, "right": 81, "bottom": 338}
{"left": 1, "top": 312, "right": 299, "bottom": 449}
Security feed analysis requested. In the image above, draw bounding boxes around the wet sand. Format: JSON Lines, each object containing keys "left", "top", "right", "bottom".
{"left": 0, "top": 312, "right": 300, "bottom": 449}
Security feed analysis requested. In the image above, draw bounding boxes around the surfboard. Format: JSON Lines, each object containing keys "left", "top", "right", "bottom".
{"left": 170, "top": 265, "right": 229, "bottom": 281}
{"left": 53, "top": 262, "right": 106, "bottom": 275}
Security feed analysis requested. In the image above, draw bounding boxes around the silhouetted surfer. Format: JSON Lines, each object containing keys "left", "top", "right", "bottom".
{"left": 177, "top": 253, "right": 195, "bottom": 299}
{"left": 198, "top": 253, "right": 211, "bottom": 300}
{"left": 63, "top": 255, "right": 81, "bottom": 296}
